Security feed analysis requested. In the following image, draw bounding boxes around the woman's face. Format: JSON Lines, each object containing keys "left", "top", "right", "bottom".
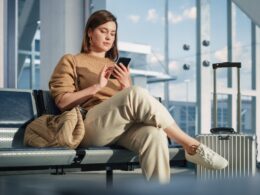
{"left": 88, "top": 21, "right": 116, "bottom": 53}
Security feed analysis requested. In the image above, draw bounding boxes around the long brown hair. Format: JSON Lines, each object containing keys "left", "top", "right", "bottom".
{"left": 81, "top": 10, "right": 118, "bottom": 61}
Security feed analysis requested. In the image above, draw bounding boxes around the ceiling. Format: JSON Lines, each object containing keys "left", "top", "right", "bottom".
{"left": 232, "top": 0, "right": 260, "bottom": 27}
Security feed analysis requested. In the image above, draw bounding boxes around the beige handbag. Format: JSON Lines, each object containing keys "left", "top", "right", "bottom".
{"left": 24, "top": 55, "right": 85, "bottom": 149}
{"left": 24, "top": 107, "right": 85, "bottom": 149}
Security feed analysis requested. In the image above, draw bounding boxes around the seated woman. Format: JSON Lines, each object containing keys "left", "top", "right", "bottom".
{"left": 49, "top": 10, "right": 228, "bottom": 184}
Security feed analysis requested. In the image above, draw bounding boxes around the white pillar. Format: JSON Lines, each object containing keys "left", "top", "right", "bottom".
{"left": 40, "top": 0, "right": 86, "bottom": 89}
{"left": 0, "top": 0, "right": 4, "bottom": 88}
{"left": 256, "top": 26, "right": 260, "bottom": 162}
{"left": 5, "top": 0, "right": 17, "bottom": 88}
{"left": 197, "top": 0, "right": 212, "bottom": 134}
{"left": 232, "top": 0, "right": 260, "bottom": 27}
{"left": 231, "top": 2, "right": 238, "bottom": 134}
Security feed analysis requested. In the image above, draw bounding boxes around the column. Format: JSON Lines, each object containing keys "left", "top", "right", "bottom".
{"left": 40, "top": 0, "right": 86, "bottom": 89}
{"left": 229, "top": 1, "right": 238, "bottom": 133}
{"left": 0, "top": 0, "right": 4, "bottom": 87}
{"left": 255, "top": 26, "right": 260, "bottom": 162}
{"left": 5, "top": 0, "right": 18, "bottom": 88}
{"left": 196, "top": 0, "right": 212, "bottom": 134}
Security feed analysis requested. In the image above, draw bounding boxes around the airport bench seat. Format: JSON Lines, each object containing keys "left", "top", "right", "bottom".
{"left": 0, "top": 88, "right": 185, "bottom": 184}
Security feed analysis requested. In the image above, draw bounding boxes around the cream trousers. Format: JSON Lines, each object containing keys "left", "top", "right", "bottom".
{"left": 80, "top": 86, "right": 175, "bottom": 183}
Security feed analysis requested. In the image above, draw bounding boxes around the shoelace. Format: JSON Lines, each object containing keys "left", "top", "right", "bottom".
{"left": 196, "top": 145, "right": 214, "bottom": 166}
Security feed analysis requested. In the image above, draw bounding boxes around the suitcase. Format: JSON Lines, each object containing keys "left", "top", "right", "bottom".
{"left": 196, "top": 62, "right": 256, "bottom": 179}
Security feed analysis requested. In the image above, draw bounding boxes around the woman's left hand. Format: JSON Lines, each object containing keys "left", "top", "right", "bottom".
{"left": 112, "top": 63, "right": 132, "bottom": 89}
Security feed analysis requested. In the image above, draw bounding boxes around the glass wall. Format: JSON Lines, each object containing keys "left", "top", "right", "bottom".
{"left": 107, "top": 0, "right": 166, "bottom": 98}
{"left": 211, "top": 94, "right": 230, "bottom": 128}
{"left": 209, "top": 1, "right": 254, "bottom": 134}
{"left": 241, "top": 96, "right": 253, "bottom": 134}
{"left": 210, "top": 0, "right": 231, "bottom": 130}
{"left": 107, "top": 0, "right": 256, "bottom": 137}
{"left": 210, "top": 0, "right": 228, "bottom": 87}
{"left": 107, "top": 0, "right": 197, "bottom": 138}
{"left": 17, "top": 0, "right": 40, "bottom": 89}
{"left": 233, "top": 3, "right": 252, "bottom": 90}
{"left": 168, "top": 0, "right": 196, "bottom": 102}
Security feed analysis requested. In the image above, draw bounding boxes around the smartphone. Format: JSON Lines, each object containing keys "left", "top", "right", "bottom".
{"left": 117, "top": 57, "right": 131, "bottom": 68}
{"left": 110, "top": 57, "right": 131, "bottom": 79}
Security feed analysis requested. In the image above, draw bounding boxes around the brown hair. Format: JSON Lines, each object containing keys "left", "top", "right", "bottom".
{"left": 81, "top": 10, "right": 118, "bottom": 61}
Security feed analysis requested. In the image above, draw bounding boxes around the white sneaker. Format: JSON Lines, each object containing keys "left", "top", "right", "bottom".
{"left": 185, "top": 144, "right": 228, "bottom": 170}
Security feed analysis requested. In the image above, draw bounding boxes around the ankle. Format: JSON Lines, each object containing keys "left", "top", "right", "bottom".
{"left": 186, "top": 144, "right": 199, "bottom": 155}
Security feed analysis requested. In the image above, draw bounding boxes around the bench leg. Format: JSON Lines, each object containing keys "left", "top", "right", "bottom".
{"left": 106, "top": 167, "right": 113, "bottom": 188}
{"left": 51, "top": 167, "right": 65, "bottom": 175}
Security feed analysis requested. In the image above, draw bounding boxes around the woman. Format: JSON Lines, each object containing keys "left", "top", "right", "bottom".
{"left": 49, "top": 10, "right": 228, "bottom": 183}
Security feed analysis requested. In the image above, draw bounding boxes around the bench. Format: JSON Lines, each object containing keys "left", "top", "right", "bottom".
{"left": 0, "top": 88, "right": 185, "bottom": 186}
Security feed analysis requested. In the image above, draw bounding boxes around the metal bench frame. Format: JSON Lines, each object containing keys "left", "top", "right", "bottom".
{"left": 0, "top": 88, "right": 185, "bottom": 187}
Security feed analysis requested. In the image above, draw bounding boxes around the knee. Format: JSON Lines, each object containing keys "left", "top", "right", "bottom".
{"left": 127, "top": 86, "right": 148, "bottom": 98}
{"left": 140, "top": 127, "right": 168, "bottom": 152}
{"left": 124, "top": 86, "right": 152, "bottom": 106}
{"left": 147, "top": 128, "right": 168, "bottom": 145}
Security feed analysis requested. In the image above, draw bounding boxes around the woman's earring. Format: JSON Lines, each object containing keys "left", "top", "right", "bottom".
{"left": 89, "top": 37, "right": 93, "bottom": 46}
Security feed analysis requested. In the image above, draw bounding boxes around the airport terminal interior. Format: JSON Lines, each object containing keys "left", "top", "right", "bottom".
{"left": 0, "top": 0, "right": 260, "bottom": 194}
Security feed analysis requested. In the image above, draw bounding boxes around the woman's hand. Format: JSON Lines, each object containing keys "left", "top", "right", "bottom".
{"left": 57, "top": 65, "right": 113, "bottom": 111}
{"left": 98, "top": 65, "right": 114, "bottom": 88}
{"left": 112, "top": 63, "right": 132, "bottom": 89}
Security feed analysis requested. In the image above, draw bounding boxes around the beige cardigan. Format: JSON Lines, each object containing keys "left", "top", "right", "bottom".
{"left": 49, "top": 53, "right": 121, "bottom": 111}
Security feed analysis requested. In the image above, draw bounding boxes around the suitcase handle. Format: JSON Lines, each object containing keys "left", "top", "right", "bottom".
{"left": 212, "top": 62, "right": 241, "bottom": 69}
{"left": 210, "top": 127, "right": 235, "bottom": 134}
{"left": 212, "top": 62, "right": 241, "bottom": 133}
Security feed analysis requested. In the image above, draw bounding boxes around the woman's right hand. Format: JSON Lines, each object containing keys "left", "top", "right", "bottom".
{"left": 98, "top": 65, "right": 114, "bottom": 88}
{"left": 56, "top": 65, "right": 114, "bottom": 111}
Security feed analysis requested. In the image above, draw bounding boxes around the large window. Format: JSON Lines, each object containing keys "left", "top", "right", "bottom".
{"left": 168, "top": 0, "right": 196, "bottom": 102}
{"left": 241, "top": 96, "right": 254, "bottom": 134}
{"left": 210, "top": 0, "right": 228, "bottom": 88}
{"left": 17, "top": 0, "right": 40, "bottom": 89}
{"left": 107, "top": 0, "right": 166, "bottom": 98}
{"left": 107, "top": 0, "right": 257, "bottom": 137}
{"left": 210, "top": 0, "right": 230, "bottom": 130}
{"left": 168, "top": 0, "right": 196, "bottom": 136}
{"left": 211, "top": 94, "right": 230, "bottom": 128}
{"left": 209, "top": 1, "right": 254, "bottom": 133}
{"left": 233, "top": 3, "right": 252, "bottom": 90}
{"left": 108, "top": 0, "right": 197, "bottom": 136}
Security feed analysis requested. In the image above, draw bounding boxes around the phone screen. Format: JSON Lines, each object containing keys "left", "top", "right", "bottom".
{"left": 110, "top": 57, "right": 131, "bottom": 79}
{"left": 116, "top": 57, "right": 131, "bottom": 68}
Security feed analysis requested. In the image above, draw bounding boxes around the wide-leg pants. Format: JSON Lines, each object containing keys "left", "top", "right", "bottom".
{"left": 80, "top": 86, "right": 175, "bottom": 183}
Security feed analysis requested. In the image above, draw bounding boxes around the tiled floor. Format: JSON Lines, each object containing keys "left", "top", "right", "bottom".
{"left": 0, "top": 167, "right": 260, "bottom": 195}
{"left": 0, "top": 167, "right": 192, "bottom": 194}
